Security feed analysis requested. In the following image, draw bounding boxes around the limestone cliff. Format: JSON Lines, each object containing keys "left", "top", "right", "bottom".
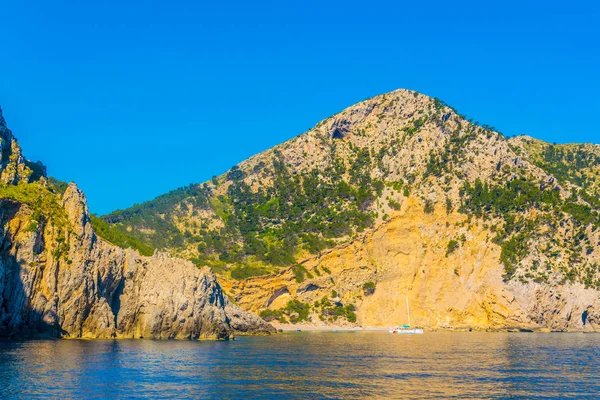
{"left": 222, "top": 197, "right": 599, "bottom": 332}
{"left": 0, "top": 183, "right": 274, "bottom": 339}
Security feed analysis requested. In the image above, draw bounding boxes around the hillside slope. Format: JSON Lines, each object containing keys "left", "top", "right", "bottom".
{"left": 0, "top": 107, "right": 274, "bottom": 339}
{"left": 104, "top": 89, "right": 600, "bottom": 331}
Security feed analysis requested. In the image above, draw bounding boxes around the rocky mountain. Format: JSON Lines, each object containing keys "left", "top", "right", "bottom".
{"left": 103, "top": 89, "right": 600, "bottom": 332}
{"left": 0, "top": 107, "right": 274, "bottom": 339}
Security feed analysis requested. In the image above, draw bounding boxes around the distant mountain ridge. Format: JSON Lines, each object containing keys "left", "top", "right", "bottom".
{"left": 102, "top": 89, "right": 600, "bottom": 331}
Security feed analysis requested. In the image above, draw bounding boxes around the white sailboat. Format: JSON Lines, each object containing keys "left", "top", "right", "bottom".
{"left": 389, "top": 295, "right": 424, "bottom": 334}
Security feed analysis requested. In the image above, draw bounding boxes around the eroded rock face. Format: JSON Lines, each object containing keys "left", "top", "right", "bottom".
{"left": 223, "top": 198, "right": 600, "bottom": 332}
{"left": 0, "top": 184, "right": 274, "bottom": 339}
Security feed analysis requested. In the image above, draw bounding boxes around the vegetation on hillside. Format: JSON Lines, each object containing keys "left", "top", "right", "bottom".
{"left": 0, "top": 181, "right": 156, "bottom": 257}
{"left": 103, "top": 146, "right": 384, "bottom": 278}
{"left": 533, "top": 143, "right": 600, "bottom": 191}
{"left": 0, "top": 182, "right": 72, "bottom": 261}
{"left": 259, "top": 297, "right": 357, "bottom": 324}
{"left": 460, "top": 176, "right": 600, "bottom": 288}
{"left": 89, "top": 215, "right": 155, "bottom": 256}
{"left": 103, "top": 184, "right": 211, "bottom": 249}
{"left": 0, "top": 182, "right": 70, "bottom": 231}
{"left": 98, "top": 90, "right": 600, "bottom": 290}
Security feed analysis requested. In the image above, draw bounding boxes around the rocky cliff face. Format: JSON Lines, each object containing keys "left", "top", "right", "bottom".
{"left": 104, "top": 89, "right": 600, "bottom": 332}
{"left": 222, "top": 197, "right": 599, "bottom": 332}
{"left": 0, "top": 108, "right": 274, "bottom": 339}
{"left": 0, "top": 184, "right": 274, "bottom": 339}
{"left": 0, "top": 183, "right": 274, "bottom": 339}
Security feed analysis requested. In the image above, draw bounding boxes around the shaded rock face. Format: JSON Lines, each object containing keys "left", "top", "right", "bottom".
{"left": 329, "top": 118, "right": 351, "bottom": 139}
{"left": 328, "top": 101, "right": 375, "bottom": 140}
{"left": 0, "top": 184, "right": 274, "bottom": 339}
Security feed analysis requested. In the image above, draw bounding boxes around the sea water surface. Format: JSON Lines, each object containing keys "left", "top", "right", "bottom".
{"left": 1, "top": 332, "right": 598, "bottom": 399}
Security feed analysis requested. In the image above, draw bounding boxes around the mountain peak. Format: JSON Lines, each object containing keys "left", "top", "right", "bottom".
{"left": 322, "top": 88, "right": 446, "bottom": 140}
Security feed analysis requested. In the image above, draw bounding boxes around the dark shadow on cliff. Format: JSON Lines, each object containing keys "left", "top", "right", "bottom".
{"left": 0, "top": 201, "right": 64, "bottom": 339}
{"left": 0, "top": 253, "right": 66, "bottom": 340}
{"left": 110, "top": 278, "right": 125, "bottom": 329}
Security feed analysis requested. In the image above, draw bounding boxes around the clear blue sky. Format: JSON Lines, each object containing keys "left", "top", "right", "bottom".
{"left": 1, "top": 1, "right": 598, "bottom": 214}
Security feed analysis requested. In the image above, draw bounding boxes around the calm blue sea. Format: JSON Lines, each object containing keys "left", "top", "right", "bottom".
{"left": 1, "top": 332, "right": 598, "bottom": 399}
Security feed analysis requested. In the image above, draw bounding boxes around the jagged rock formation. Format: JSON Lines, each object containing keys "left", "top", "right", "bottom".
{"left": 0, "top": 184, "right": 274, "bottom": 339}
{"left": 0, "top": 107, "right": 45, "bottom": 185}
{"left": 0, "top": 110, "right": 274, "bottom": 339}
{"left": 104, "top": 89, "right": 600, "bottom": 332}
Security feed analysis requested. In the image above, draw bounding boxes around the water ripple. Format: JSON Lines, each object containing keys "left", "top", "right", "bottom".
{"left": 1, "top": 332, "right": 599, "bottom": 399}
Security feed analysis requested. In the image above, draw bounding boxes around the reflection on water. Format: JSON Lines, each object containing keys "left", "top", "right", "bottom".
{"left": 1, "top": 332, "right": 598, "bottom": 398}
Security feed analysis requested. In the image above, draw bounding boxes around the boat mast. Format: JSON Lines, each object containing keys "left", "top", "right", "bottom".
{"left": 406, "top": 295, "right": 410, "bottom": 327}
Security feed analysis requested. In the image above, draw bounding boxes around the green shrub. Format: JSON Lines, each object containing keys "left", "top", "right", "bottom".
{"left": 388, "top": 199, "right": 401, "bottom": 210}
{"left": 259, "top": 309, "right": 282, "bottom": 322}
{"left": 446, "top": 240, "right": 459, "bottom": 257}
{"left": 284, "top": 299, "right": 310, "bottom": 323}
{"left": 346, "top": 308, "right": 357, "bottom": 323}
{"left": 500, "top": 232, "right": 530, "bottom": 280}
{"left": 260, "top": 299, "right": 311, "bottom": 324}
{"left": 445, "top": 198, "right": 453, "bottom": 214}
{"left": 230, "top": 264, "right": 271, "bottom": 280}
{"left": 362, "top": 281, "right": 376, "bottom": 296}
{"left": 291, "top": 264, "right": 309, "bottom": 283}
{"left": 424, "top": 200, "right": 434, "bottom": 214}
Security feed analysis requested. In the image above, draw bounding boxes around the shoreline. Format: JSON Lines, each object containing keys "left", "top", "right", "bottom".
{"left": 269, "top": 323, "right": 600, "bottom": 333}
{"left": 271, "top": 323, "right": 389, "bottom": 332}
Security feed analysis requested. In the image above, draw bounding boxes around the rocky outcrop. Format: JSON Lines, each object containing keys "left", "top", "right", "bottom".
{"left": 0, "top": 183, "right": 275, "bottom": 339}
{"left": 0, "top": 107, "right": 45, "bottom": 185}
